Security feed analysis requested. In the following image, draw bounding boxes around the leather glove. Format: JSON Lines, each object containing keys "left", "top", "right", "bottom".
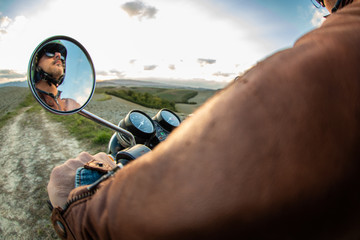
{"left": 47, "top": 152, "right": 116, "bottom": 208}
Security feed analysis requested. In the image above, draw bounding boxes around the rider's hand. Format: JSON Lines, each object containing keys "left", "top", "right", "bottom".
{"left": 47, "top": 152, "right": 114, "bottom": 208}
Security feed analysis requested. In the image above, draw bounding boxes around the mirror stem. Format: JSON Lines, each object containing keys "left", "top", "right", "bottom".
{"left": 79, "top": 109, "right": 136, "bottom": 147}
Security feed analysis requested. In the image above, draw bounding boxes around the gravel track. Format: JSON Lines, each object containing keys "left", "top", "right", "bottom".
{"left": 0, "top": 89, "right": 84, "bottom": 239}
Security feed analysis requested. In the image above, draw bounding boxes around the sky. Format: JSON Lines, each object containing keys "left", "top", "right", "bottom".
{"left": 0, "top": 0, "right": 328, "bottom": 85}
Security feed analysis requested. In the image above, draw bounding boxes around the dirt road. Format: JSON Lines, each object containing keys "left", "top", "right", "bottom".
{"left": 0, "top": 106, "right": 83, "bottom": 239}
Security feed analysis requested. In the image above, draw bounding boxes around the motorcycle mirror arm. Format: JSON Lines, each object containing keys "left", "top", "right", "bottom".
{"left": 79, "top": 109, "right": 136, "bottom": 147}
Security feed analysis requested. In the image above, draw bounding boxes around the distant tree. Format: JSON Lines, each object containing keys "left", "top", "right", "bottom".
{"left": 105, "top": 90, "right": 176, "bottom": 111}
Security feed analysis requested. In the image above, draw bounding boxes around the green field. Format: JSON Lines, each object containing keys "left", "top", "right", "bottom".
{"left": 97, "top": 86, "right": 213, "bottom": 112}
{"left": 175, "top": 90, "right": 216, "bottom": 114}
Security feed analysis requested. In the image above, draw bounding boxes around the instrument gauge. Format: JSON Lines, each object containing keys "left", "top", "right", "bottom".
{"left": 161, "top": 110, "right": 180, "bottom": 127}
{"left": 120, "top": 110, "right": 155, "bottom": 143}
{"left": 129, "top": 111, "right": 154, "bottom": 133}
{"left": 153, "top": 109, "right": 181, "bottom": 132}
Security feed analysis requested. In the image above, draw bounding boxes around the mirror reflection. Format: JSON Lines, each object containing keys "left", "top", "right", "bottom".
{"left": 29, "top": 37, "right": 95, "bottom": 114}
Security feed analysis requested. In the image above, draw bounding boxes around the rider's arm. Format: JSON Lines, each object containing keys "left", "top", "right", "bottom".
{"left": 50, "top": 2, "right": 360, "bottom": 239}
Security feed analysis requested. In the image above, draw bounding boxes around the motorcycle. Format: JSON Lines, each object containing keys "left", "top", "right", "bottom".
{"left": 27, "top": 35, "right": 182, "bottom": 167}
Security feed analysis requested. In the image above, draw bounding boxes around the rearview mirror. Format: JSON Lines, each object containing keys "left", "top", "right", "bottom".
{"left": 27, "top": 36, "right": 95, "bottom": 115}
{"left": 27, "top": 35, "right": 137, "bottom": 146}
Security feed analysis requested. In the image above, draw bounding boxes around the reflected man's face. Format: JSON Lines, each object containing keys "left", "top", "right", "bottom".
{"left": 38, "top": 52, "right": 64, "bottom": 81}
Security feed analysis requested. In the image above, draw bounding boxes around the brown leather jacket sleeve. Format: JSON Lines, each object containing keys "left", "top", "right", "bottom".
{"left": 62, "top": 98, "right": 81, "bottom": 111}
{"left": 52, "top": 2, "right": 360, "bottom": 239}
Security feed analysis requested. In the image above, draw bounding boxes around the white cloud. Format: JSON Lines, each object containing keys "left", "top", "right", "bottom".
{"left": 0, "top": 16, "right": 12, "bottom": 28}
{"left": 0, "top": 69, "right": 26, "bottom": 83}
{"left": 0, "top": 16, "right": 12, "bottom": 37}
{"left": 0, "top": 0, "right": 290, "bottom": 83}
{"left": 144, "top": 65, "right": 157, "bottom": 71}
{"left": 0, "top": 15, "right": 35, "bottom": 71}
{"left": 311, "top": 8, "right": 327, "bottom": 27}
{"left": 198, "top": 59, "right": 217, "bottom": 66}
{"left": 121, "top": 1, "right": 158, "bottom": 20}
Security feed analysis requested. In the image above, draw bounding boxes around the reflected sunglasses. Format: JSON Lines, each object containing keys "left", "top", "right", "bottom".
{"left": 44, "top": 51, "right": 65, "bottom": 61}
{"left": 312, "top": 0, "right": 325, "bottom": 8}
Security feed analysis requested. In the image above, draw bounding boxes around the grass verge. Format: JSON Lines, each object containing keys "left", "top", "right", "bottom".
{"left": 0, "top": 93, "right": 40, "bottom": 129}
{"left": 46, "top": 112, "right": 113, "bottom": 153}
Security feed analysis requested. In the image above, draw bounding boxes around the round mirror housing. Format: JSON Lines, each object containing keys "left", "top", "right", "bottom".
{"left": 27, "top": 36, "right": 95, "bottom": 115}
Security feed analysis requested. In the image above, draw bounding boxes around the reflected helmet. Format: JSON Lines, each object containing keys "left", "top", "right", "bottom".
{"left": 34, "top": 40, "right": 67, "bottom": 86}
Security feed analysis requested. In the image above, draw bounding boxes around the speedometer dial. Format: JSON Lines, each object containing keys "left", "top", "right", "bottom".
{"left": 129, "top": 111, "right": 154, "bottom": 133}
{"left": 160, "top": 110, "right": 180, "bottom": 127}
{"left": 120, "top": 110, "right": 156, "bottom": 142}
{"left": 153, "top": 109, "right": 181, "bottom": 132}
